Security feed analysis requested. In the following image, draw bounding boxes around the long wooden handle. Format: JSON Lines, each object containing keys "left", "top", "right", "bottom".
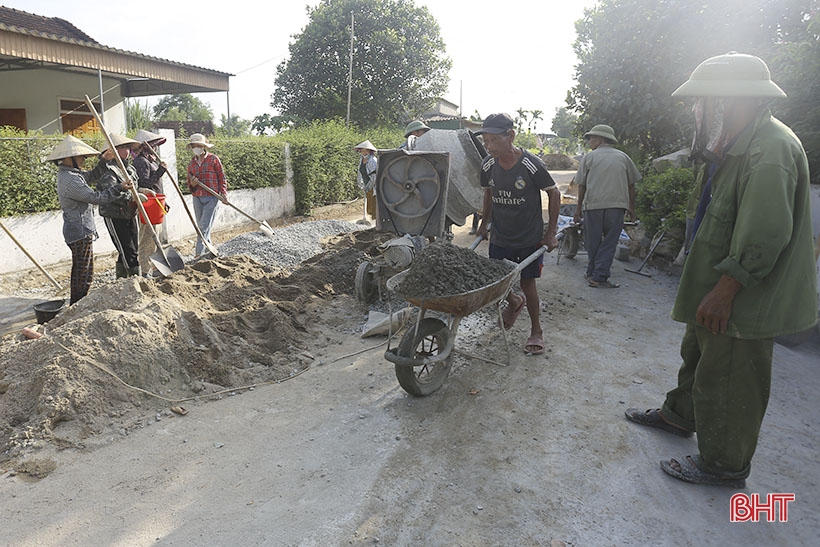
{"left": 144, "top": 143, "right": 208, "bottom": 242}
{"left": 82, "top": 96, "right": 166, "bottom": 258}
{"left": 193, "top": 177, "right": 264, "bottom": 225}
{"left": 0, "top": 219, "right": 63, "bottom": 291}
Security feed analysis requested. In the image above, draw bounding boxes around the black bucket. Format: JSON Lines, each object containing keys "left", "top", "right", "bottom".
{"left": 33, "top": 299, "right": 66, "bottom": 324}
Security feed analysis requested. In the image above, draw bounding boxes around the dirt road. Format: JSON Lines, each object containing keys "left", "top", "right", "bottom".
{"left": 1, "top": 207, "right": 818, "bottom": 546}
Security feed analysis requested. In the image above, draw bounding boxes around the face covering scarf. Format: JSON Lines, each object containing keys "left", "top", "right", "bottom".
{"left": 690, "top": 97, "right": 729, "bottom": 163}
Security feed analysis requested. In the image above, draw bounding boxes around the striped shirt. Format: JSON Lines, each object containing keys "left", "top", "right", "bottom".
{"left": 187, "top": 152, "right": 227, "bottom": 198}
{"left": 56, "top": 165, "right": 125, "bottom": 244}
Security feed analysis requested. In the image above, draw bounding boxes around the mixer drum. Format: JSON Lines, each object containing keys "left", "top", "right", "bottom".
{"left": 411, "top": 129, "right": 486, "bottom": 226}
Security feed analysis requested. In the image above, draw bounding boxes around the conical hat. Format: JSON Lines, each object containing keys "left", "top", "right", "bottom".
{"left": 101, "top": 133, "right": 139, "bottom": 152}
{"left": 45, "top": 135, "right": 100, "bottom": 161}
{"left": 354, "top": 140, "right": 376, "bottom": 152}
{"left": 134, "top": 129, "right": 167, "bottom": 146}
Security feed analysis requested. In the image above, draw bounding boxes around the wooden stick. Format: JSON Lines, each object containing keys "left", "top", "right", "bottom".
{"left": 0, "top": 219, "right": 63, "bottom": 291}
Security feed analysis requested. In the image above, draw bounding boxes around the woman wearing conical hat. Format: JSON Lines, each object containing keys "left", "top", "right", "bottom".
{"left": 86, "top": 134, "right": 143, "bottom": 279}
{"left": 133, "top": 129, "right": 168, "bottom": 276}
{"left": 354, "top": 140, "right": 378, "bottom": 221}
{"left": 47, "top": 135, "right": 134, "bottom": 304}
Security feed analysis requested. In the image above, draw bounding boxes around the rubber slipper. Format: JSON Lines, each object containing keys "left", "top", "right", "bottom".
{"left": 524, "top": 335, "right": 545, "bottom": 355}
{"left": 588, "top": 279, "right": 620, "bottom": 288}
{"left": 624, "top": 408, "right": 693, "bottom": 438}
{"left": 170, "top": 406, "right": 188, "bottom": 416}
{"left": 499, "top": 293, "right": 526, "bottom": 330}
{"left": 660, "top": 454, "right": 747, "bottom": 488}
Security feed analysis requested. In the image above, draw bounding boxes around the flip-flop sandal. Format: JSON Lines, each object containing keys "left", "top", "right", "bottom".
{"left": 524, "top": 335, "right": 545, "bottom": 355}
{"left": 499, "top": 293, "right": 526, "bottom": 330}
{"left": 660, "top": 455, "right": 747, "bottom": 488}
{"left": 170, "top": 406, "right": 188, "bottom": 416}
{"left": 624, "top": 408, "right": 693, "bottom": 438}
{"left": 588, "top": 279, "right": 620, "bottom": 288}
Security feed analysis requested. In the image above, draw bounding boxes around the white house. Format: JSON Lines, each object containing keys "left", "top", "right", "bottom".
{"left": 0, "top": 5, "right": 231, "bottom": 134}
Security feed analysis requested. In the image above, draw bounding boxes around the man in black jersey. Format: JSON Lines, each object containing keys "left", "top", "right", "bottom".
{"left": 475, "top": 113, "right": 561, "bottom": 355}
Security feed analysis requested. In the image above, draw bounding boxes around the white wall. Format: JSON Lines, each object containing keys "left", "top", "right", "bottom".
{"left": 0, "top": 138, "right": 296, "bottom": 275}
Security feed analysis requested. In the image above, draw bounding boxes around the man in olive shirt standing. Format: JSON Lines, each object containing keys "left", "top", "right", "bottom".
{"left": 573, "top": 124, "right": 640, "bottom": 288}
{"left": 626, "top": 52, "right": 818, "bottom": 488}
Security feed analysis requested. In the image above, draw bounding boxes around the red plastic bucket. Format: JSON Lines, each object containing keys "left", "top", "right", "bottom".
{"left": 139, "top": 194, "right": 166, "bottom": 225}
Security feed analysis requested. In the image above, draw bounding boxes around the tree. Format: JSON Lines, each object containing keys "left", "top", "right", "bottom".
{"left": 273, "top": 0, "right": 451, "bottom": 127}
{"left": 126, "top": 99, "right": 154, "bottom": 131}
{"left": 550, "top": 107, "right": 577, "bottom": 139}
{"left": 153, "top": 94, "right": 213, "bottom": 122}
{"left": 568, "top": 0, "right": 819, "bottom": 161}
{"left": 530, "top": 109, "right": 544, "bottom": 133}
{"left": 251, "top": 114, "right": 303, "bottom": 135}
{"left": 514, "top": 108, "right": 528, "bottom": 133}
{"left": 216, "top": 114, "right": 251, "bottom": 137}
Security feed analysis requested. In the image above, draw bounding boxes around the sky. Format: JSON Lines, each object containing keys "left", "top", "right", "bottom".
{"left": 4, "top": 0, "right": 599, "bottom": 133}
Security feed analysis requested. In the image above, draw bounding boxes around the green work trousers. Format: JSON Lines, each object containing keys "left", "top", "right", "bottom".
{"left": 661, "top": 323, "right": 773, "bottom": 476}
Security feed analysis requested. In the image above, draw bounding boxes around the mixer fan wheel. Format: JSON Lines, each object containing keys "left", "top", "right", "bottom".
{"left": 379, "top": 155, "right": 441, "bottom": 219}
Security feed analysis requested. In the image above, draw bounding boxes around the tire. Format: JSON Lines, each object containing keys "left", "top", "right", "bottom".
{"left": 563, "top": 227, "right": 580, "bottom": 259}
{"left": 394, "top": 317, "right": 452, "bottom": 396}
{"left": 355, "top": 261, "right": 376, "bottom": 303}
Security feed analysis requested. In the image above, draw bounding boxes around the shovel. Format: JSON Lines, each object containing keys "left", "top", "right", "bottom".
{"left": 144, "top": 142, "right": 219, "bottom": 258}
{"left": 83, "top": 96, "right": 184, "bottom": 277}
{"left": 625, "top": 229, "right": 665, "bottom": 277}
{"left": 192, "top": 177, "right": 275, "bottom": 239}
{"left": 0, "top": 219, "right": 63, "bottom": 292}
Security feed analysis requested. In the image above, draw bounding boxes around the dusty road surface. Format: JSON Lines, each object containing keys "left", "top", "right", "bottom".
{"left": 1, "top": 202, "right": 818, "bottom": 546}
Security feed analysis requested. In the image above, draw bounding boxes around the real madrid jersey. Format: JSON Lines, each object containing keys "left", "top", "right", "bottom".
{"left": 480, "top": 149, "right": 556, "bottom": 248}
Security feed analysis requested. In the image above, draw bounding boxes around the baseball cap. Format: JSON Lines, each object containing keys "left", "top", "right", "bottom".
{"left": 475, "top": 113, "right": 514, "bottom": 135}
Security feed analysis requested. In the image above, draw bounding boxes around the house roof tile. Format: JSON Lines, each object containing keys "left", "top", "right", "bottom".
{"left": 0, "top": 5, "right": 98, "bottom": 43}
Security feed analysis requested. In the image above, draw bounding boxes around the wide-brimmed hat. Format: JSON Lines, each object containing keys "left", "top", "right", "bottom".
{"left": 354, "top": 140, "right": 377, "bottom": 152}
{"left": 188, "top": 133, "right": 214, "bottom": 148}
{"left": 584, "top": 124, "right": 618, "bottom": 143}
{"left": 45, "top": 135, "right": 100, "bottom": 162}
{"left": 404, "top": 120, "right": 430, "bottom": 137}
{"left": 134, "top": 129, "right": 167, "bottom": 147}
{"left": 671, "top": 52, "right": 786, "bottom": 98}
{"left": 102, "top": 133, "right": 139, "bottom": 152}
{"left": 474, "top": 113, "right": 514, "bottom": 135}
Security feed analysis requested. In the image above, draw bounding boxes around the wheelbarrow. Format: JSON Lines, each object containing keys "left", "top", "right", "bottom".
{"left": 384, "top": 244, "right": 548, "bottom": 396}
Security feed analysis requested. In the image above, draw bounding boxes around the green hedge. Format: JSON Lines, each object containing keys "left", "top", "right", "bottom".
{"left": 635, "top": 166, "right": 693, "bottom": 238}
{"left": 1, "top": 122, "right": 404, "bottom": 218}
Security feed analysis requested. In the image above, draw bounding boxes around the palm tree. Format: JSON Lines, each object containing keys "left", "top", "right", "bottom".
{"left": 515, "top": 108, "right": 528, "bottom": 133}
{"left": 530, "top": 109, "right": 543, "bottom": 133}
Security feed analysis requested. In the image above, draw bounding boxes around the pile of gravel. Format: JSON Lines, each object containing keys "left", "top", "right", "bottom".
{"left": 218, "top": 220, "right": 364, "bottom": 269}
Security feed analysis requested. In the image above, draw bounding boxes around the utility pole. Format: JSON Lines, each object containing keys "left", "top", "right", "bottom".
{"left": 346, "top": 12, "right": 354, "bottom": 128}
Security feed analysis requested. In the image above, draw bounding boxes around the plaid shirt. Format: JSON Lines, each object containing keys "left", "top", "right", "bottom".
{"left": 187, "top": 152, "right": 227, "bottom": 197}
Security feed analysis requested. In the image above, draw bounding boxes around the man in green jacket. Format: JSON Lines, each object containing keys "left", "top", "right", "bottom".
{"left": 625, "top": 52, "right": 818, "bottom": 488}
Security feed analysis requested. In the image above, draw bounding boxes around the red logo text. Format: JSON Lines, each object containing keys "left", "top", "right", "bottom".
{"left": 730, "top": 493, "right": 794, "bottom": 522}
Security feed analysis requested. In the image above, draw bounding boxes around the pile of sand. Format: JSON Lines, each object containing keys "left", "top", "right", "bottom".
{"left": 0, "top": 229, "right": 390, "bottom": 466}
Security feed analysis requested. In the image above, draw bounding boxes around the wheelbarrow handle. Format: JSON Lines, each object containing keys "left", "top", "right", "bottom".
{"left": 468, "top": 222, "right": 491, "bottom": 250}
{"left": 515, "top": 245, "right": 548, "bottom": 273}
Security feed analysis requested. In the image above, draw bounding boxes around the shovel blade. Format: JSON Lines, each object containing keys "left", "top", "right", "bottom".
{"left": 259, "top": 222, "right": 275, "bottom": 239}
{"left": 149, "top": 244, "right": 185, "bottom": 277}
{"left": 203, "top": 239, "right": 219, "bottom": 257}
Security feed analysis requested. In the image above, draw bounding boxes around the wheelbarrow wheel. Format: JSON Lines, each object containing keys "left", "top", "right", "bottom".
{"left": 395, "top": 317, "right": 452, "bottom": 396}
{"left": 563, "top": 226, "right": 580, "bottom": 259}
{"left": 355, "top": 261, "right": 376, "bottom": 303}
